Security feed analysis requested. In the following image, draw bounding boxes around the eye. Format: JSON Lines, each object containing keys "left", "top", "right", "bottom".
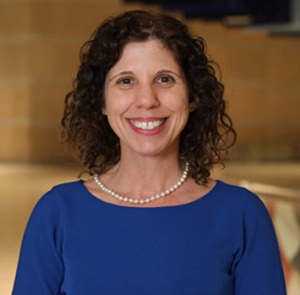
{"left": 156, "top": 75, "right": 175, "bottom": 87}
{"left": 117, "top": 77, "right": 133, "bottom": 85}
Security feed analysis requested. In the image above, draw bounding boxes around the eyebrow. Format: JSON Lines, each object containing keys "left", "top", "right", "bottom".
{"left": 156, "top": 70, "right": 183, "bottom": 79}
{"left": 108, "top": 69, "right": 183, "bottom": 82}
{"left": 109, "top": 71, "right": 133, "bottom": 82}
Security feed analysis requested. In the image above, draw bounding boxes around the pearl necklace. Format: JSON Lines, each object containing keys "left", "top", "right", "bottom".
{"left": 94, "top": 162, "right": 189, "bottom": 205}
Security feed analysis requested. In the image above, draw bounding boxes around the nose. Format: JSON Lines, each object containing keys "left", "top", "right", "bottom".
{"left": 134, "top": 84, "right": 160, "bottom": 109}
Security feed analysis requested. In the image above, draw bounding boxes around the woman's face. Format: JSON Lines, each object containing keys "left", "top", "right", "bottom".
{"left": 103, "top": 39, "right": 193, "bottom": 158}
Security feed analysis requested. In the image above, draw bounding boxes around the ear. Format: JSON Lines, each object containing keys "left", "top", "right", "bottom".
{"left": 189, "top": 101, "right": 197, "bottom": 112}
{"left": 101, "top": 105, "right": 107, "bottom": 115}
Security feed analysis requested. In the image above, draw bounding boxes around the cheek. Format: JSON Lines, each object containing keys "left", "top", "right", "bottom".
{"left": 104, "top": 91, "right": 133, "bottom": 119}
{"left": 103, "top": 88, "right": 118, "bottom": 115}
{"left": 180, "top": 97, "right": 191, "bottom": 122}
{"left": 174, "top": 93, "right": 190, "bottom": 114}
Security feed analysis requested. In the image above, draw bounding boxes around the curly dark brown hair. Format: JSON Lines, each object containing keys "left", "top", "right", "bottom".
{"left": 61, "top": 10, "right": 236, "bottom": 184}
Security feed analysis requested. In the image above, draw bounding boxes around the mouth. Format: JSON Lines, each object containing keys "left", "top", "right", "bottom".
{"left": 129, "top": 118, "right": 167, "bottom": 130}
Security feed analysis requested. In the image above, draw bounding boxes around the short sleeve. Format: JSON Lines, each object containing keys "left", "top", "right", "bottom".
{"left": 232, "top": 191, "right": 287, "bottom": 295}
{"left": 12, "top": 190, "right": 65, "bottom": 295}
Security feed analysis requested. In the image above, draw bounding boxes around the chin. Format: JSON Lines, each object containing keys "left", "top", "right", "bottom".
{"left": 130, "top": 143, "right": 177, "bottom": 158}
{"left": 120, "top": 137, "right": 179, "bottom": 158}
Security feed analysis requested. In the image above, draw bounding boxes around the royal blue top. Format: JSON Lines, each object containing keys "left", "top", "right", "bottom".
{"left": 13, "top": 180, "right": 286, "bottom": 295}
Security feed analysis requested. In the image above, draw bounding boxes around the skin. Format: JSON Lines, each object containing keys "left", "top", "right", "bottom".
{"left": 84, "top": 39, "right": 216, "bottom": 207}
{"left": 103, "top": 39, "right": 191, "bottom": 158}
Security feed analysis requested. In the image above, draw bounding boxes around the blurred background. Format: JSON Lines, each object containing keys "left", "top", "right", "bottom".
{"left": 0, "top": 0, "right": 299, "bottom": 294}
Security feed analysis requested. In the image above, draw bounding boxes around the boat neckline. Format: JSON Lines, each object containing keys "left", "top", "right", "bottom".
{"left": 79, "top": 179, "right": 222, "bottom": 210}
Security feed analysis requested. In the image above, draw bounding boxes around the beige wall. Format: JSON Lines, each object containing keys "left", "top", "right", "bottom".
{"left": 0, "top": 0, "right": 158, "bottom": 161}
{"left": 1, "top": 0, "right": 299, "bottom": 162}
{"left": 187, "top": 20, "right": 300, "bottom": 160}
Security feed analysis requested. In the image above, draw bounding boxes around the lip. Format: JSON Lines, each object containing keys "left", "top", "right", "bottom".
{"left": 128, "top": 117, "right": 166, "bottom": 122}
{"left": 127, "top": 117, "right": 168, "bottom": 135}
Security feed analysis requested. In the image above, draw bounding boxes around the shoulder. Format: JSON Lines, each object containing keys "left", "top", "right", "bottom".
{"left": 214, "top": 180, "right": 269, "bottom": 217}
{"left": 214, "top": 181, "right": 278, "bottom": 247}
{"left": 23, "top": 180, "right": 86, "bottom": 234}
{"left": 216, "top": 180, "right": 263, "bottom": 202}
{"left": 40, "top": 180, "right": 83, "bottom": 199}
{"left": 31, "top": 180, "right": 84, "bottom": 216}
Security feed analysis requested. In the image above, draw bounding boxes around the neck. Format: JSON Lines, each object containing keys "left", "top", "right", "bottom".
{"left": 102, "top": 153, "right": 185, "bottom": 200}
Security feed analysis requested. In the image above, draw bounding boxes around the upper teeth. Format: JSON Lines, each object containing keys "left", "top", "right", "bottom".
{"left": 130, "top": 119, "right": 165, "bottom": 130}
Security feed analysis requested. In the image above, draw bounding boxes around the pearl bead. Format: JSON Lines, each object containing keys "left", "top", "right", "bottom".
{"left": 94, "top": 162, "right": 189, "bottom": 205}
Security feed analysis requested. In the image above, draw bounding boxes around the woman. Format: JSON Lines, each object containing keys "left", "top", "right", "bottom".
{"left": 13, "top": 10, "right": 286, "bottom": 295}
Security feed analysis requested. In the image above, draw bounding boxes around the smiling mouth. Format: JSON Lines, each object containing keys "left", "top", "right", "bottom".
{"left": 129, "top": 119, "right": 167, "bottom": 130}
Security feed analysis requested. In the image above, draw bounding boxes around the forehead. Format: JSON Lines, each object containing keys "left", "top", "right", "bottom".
{"left": 108, "top": 39, "right": 181, "bottom": 73}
